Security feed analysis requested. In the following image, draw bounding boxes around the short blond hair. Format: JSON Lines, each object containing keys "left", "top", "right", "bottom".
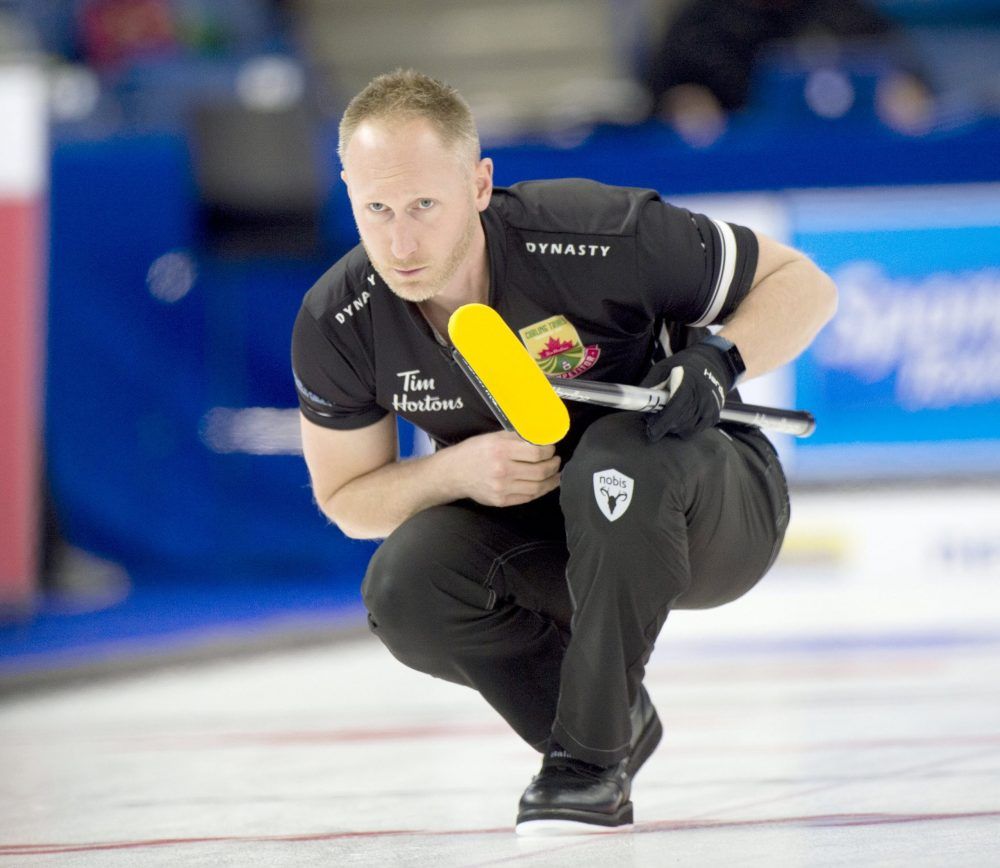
{"left": 338, "top": 69, "right": 481, "bottom": 165}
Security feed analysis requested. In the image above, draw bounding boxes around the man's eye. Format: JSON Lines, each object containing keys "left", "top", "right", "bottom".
{"left": 368, "top": 203, "right": 386, "bottom": 213}
{"left": 417, "top": 199, "right": 434, "bottom": 209}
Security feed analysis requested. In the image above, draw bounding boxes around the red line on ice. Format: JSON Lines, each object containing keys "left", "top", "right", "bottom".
{"left": 4, "top": 811, "right": 999, "bottom": 857}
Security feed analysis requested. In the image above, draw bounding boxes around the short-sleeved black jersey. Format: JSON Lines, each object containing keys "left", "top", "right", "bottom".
{"left": 291, "top": 178, "right": 758, "bottom": 453}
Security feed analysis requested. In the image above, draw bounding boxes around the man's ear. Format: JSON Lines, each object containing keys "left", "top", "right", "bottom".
{"left": 474, "top": 157, "right": 493, "bottom": 211}
{"left": 340, "top": 169, "right": 348, "bottom": 189}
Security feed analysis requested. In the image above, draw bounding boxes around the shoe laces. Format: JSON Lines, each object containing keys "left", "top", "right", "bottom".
{"left": 543, "top": 747, "right": 611, "bottom": 780}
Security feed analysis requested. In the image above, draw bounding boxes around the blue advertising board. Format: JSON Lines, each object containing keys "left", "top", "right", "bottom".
{"left": 789, "top": 185, "right": 1000, "bottom": 478}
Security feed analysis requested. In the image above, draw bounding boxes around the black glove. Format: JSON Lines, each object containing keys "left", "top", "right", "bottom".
{"left": 640, "top": 341, "right": 736, "bottom": 441}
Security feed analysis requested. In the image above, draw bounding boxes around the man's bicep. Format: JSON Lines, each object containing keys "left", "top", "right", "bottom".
{"left": 749, "top": 232, "right": 803, "bottom": 289}
{"left": 299, "top": 412, "right": 397, "bottom": 509}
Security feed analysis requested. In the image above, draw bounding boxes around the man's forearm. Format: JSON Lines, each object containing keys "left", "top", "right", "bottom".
{"left": 321, "top": 448, "right": 463, "bottom": 540}
{"left": 719, "top": 257, "right": 837, "bottom": 381}
{"left": 318, "top": 429, "right": 561, "bottom": 539}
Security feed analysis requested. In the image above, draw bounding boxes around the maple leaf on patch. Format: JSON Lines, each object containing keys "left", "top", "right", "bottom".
{"left": 538, "top": 336, "right": 576, "bottom": 359}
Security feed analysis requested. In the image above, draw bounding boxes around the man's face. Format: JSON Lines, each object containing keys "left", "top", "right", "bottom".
{"left": 341, "top": 118, "right": 492, "bottom": 303}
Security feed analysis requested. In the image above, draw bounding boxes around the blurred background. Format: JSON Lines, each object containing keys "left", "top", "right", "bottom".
{"left": 1, "top": 0, "right": 998, "bottom": 690}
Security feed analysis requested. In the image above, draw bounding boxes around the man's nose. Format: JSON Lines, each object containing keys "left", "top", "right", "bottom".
{"left": 389, "top": 219, "right": 418, "bottom": 261}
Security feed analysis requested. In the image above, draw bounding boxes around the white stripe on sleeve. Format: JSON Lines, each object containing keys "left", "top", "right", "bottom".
{"left": 691, "top": 219, "right": 738, "bottom": 327}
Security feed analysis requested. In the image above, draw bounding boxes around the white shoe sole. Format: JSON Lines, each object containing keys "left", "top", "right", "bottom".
{"left": 515, "top": 818, "right": 633, "bottom": 836}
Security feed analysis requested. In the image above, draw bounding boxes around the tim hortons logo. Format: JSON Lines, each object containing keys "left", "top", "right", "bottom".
{"left": 391, "top": 369, "right": 464, "bottom": 413}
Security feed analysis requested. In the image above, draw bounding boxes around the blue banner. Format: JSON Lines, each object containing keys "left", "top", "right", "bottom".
{"left": 45, "top": 135, "right": 376, "bottom": 587}
{"left": 791, "top": 186, "right": 1000, "bottom": 477}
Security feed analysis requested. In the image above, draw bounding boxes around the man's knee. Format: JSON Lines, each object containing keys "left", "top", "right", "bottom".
{"left": 362, "top": 508, "right": 440, "bottom": 626}
{"left": 360, "top": 511, "right": 456, "bottom": 684}
{"left": 362, "top": 505, "right": 506, "bottom": 686}
{"left": 362, "top": 504, "right": 496, "bottom": 635}
{"left": 561, "top": 412, "right": 712, "bottom": 519}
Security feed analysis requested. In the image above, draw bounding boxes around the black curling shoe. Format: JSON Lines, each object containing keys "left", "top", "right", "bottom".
{"left": 515, "top": 686, "right": 662, "bottom": 835}
{"left": 515, "top": 751, "right": 633, "bottom": 834}
{"left": 627, "top": 684, "right": 663, "bottom": 778}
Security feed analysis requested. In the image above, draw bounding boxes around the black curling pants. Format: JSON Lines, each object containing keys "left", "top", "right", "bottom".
{"left": 361, "top": 412, "right": 789, "bottom": 766}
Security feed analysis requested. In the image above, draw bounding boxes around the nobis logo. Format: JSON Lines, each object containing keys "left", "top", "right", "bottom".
{"left": 592, "top": 469, "right": 634, "bottom": 522}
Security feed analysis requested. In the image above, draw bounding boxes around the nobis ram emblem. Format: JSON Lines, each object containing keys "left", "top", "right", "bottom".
{"left": 593, "top": 469, "right": 634, "bottom": 522}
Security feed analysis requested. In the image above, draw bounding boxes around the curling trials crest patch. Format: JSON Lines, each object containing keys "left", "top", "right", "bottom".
{"left": 593, "top": 468, "right": 634, "bottom": 522}
{"left": 518, "top": 314, "right": 600, "bottom": 380}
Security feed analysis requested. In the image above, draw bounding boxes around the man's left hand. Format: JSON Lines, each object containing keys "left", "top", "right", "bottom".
{"left": 640, "top": 343, "right": 735, "bottom": 441}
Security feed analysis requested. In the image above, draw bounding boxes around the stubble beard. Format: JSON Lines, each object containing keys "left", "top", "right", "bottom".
{"left": 365, "top": 210, "right": 479, "bottom": 304}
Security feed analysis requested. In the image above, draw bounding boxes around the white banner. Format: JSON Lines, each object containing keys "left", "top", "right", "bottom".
{"left": 0, "top": 63, "right": 47, "bottom": 198}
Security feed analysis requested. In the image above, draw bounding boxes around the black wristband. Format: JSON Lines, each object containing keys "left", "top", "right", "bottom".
{"left": 701, "top": 335, "right": 746, "bottom": 389}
